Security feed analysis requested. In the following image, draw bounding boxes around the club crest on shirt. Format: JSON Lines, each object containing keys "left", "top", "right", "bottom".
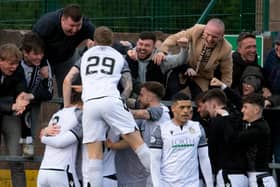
{"left": 150, "top": 136, "right": 156, "bottom": 143}
{"left": 188, "top": 127, "right": 196, "bottom": 134}
{"left": 170, "top": 130, "right": 173, "bottom": 135}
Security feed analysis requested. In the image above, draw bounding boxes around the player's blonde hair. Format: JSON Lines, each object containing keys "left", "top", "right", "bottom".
{"left": 94, "top": 26, "right": 113, "bottom": 45}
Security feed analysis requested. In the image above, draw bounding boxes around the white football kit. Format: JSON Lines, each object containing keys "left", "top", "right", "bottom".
{"left": 150, "top": 120, "right": 213, "bottom": 187}
{"left": 80, "top": 45, "right": 137, "bottom": 143}
{"left": 82, "top": 128, "right": 119, "bottom": 187}
{"left": 37, "top": 107, "right": 82, "bottom": 187}
{"left": 116, "top": 104, "right": 170, "bottom": 187}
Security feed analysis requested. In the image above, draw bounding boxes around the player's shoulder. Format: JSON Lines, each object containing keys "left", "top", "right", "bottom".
{"left": 188, "top": 119, "right": 200, "bottom": 125}
{"left": 160, "top": 119, "right": 173, "bottom": 130}
{"left": 187, "top": 120, "right": 202, "bottom": 129}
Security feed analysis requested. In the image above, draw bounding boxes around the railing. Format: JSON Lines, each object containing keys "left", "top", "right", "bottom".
{"left": 0, "top": 0, "right": 257, "bottom": 34}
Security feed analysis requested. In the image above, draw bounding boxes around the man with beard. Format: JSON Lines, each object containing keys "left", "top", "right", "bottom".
{"left": 106, "top": 81, "right": 170, "bottom": 187}
{"left": 126, "top": 31, "right": 187, "bottom": 98}
{"left": 33, "top": 4, "right": 94, "bottom": 97}
{"left": 203, "top": 88, "right": 248, "bottom": 187}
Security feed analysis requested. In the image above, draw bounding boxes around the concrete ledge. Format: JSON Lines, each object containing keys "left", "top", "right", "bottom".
{"left": 0, "top": 156, "right": 42, "bottom": 163}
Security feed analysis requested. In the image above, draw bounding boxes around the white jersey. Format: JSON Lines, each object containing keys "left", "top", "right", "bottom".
{"left": 39, "top": 107, "right": 82, "bottom": 171}
{"left": 115, "top": 104, "right": 170, "bottom": 186}
{"left": 80, "top": 45, "right": 130, "bottom": 101}
{"left": 150, "top": 120, "right": 207, "bottom": 187}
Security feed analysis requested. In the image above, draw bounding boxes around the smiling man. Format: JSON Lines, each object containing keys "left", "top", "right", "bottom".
{"left": 231, "top": 32, "right": 261, "bottom": 91}
{"left": 126, "top": 31, "right": 166, "bottom": 96}
{"left": 33, "top": 4, "right": 94, "bottom": 97}
{"left": 126, "top": 31, "right": 188, "bottom": 97}
{"left": 19, "top": 32, "right": 53, "bottom": 158}
{"left": 153, "top": 18, "right": 233, "bottom": 99}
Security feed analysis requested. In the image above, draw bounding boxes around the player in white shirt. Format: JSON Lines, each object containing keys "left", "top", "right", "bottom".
{"left": 37, "top": 87, "right": 82, "bottom": 187}
{"left": 82, "top": 128, "right": 119, "bottom": 187}
{"left": 106, "top": 81, "right": 171, "bottom": 187}
{"left": 80, "top": 26, "right": 151, "bottom": 187}
{"left": 41, "top": 84, "right": 119, "bottom": 187}
{"left": 149, "top": 92, "right": 214, "bottom": 187}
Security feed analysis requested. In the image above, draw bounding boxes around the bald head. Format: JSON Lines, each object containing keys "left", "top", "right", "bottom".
{"left": 207, "top": 18, "right": 225, "bottom": 33}
{"left": 203, "top": 18, "right": 225, "bottom": 48}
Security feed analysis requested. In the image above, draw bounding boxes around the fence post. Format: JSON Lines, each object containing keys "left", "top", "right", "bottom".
{"left": 196, "top": 0, "right": 217, "bottom": 24}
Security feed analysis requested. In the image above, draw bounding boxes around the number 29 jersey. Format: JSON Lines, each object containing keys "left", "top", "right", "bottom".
{"left": 80, "top": 45, "right": 130, "bottom": 102}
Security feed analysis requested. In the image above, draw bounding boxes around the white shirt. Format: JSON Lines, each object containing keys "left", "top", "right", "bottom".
{"left": 80, "top": 45, "right": 130, "bottom": 101}
{"left": 150, "top": 120, "right": 207, "bottom": 186}
{"left": 40, "top": 107, "right": 82, "bottom": 171}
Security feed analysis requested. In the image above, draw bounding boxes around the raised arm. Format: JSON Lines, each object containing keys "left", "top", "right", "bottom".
{"left": 120, "top": 71, "right": 133, "bottom": 101}
{"left": 63, "top": 66, "right": 80, "bottom": 107}
{"left": 160, "top": 47, "right": 188, "bottom": 74}
{"left": 130, "top": 106, "right": 163, "bottom": 121}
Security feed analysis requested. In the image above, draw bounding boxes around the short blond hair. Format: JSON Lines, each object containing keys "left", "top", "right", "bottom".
{"left": 0, "top": 43, "right": 22, "bottom": 63}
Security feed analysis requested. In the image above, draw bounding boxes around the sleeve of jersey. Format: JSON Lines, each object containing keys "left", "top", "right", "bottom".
{"left": 121, "top": 59, "right": 131, "bottom": 74}
{"left": 74, "top": 108, "right": 83, "bottom": 124}
{"left": 198, "top": 146, "right": 214, "bottom": 187}
{"left": 149, "top": 125, "right": 163, "bottom": 187}
{"left": 160, "top": 47, "right": 188, "bottom": 74}
{"left": 70, "top": 123, "right": 83, "bottom": 142}
{"left": 149, "top": 125, "right": 163, "bottom": 149}
{"left": 198, "top": 124, "right": 208, "bottom": 148}
{"left": 147, "top": 107, "right": 163, "bottom": 121}
{"left": 41, "top": 132, "right": 78, "bottom": 148}
{"left": 74, "top": 57, "right": 82, "bottom": 70}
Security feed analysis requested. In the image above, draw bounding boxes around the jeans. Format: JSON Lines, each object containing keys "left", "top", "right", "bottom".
{"left": 1, "top": 115, "right": 26, "bottom": 187}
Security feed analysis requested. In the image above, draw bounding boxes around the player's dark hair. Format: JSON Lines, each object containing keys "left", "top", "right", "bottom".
{"left": 237, "top": 32, "right": 256, "bottom": 46}
{"left": 140, "top": 81, "right": 165, "bottom": 100}
{"left": 21, "top": 32, "right": 45, "bottom": 54}
{"left": 203, "top": 88, "right": 227, "bottom": 106}
{"left": 172, "top": 92, "right": 191, "bottom": 103}
{"left": 94, "top": 26, "right": 113, "bottom": 45}
{"left": 194, "top": 91, "right": 206, "bottom": 105}
{"left": 139, "top": 31, "right": 156, "bottom": 43}
{"left": 63, "top": 4, "right": 82, "bottom": 22}
{"left": 242, "top": 93, "right": 264, "bottom": 109}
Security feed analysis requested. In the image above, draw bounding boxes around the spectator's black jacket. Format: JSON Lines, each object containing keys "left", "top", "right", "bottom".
{"left": 21, "top": 58, "right": 53, "bottom": 101}
{"left": 208, "top": 109, "right": 247, "bottom": 174}
{"left": 236, "top": 118, "right": 271, "bottom": 172}
{"left": 126, "top": 55, "right": 165, "bottom": 93}
{"left": 0, "top": 66, "right": 27, "bottom": 114}
{"left": 33, "top": 9, "right": 95, "bottom": 63}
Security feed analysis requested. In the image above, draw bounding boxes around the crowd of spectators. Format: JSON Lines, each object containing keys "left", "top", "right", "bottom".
{"left": 1, "top": 3, "right": 280, "bottom": 187}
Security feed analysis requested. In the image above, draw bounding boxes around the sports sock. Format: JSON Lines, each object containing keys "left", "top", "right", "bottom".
{"left": 135, "top": 143, "right": 151, "bottom": 172}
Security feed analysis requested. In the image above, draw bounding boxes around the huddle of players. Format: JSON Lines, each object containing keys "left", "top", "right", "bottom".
{"left": 37, "top": 26, "right": 276, "bottom": 187}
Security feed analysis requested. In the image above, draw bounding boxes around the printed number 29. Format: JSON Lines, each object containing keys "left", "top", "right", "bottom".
{"left": 86, "top": 56, "right": 115, "bottom": 75}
